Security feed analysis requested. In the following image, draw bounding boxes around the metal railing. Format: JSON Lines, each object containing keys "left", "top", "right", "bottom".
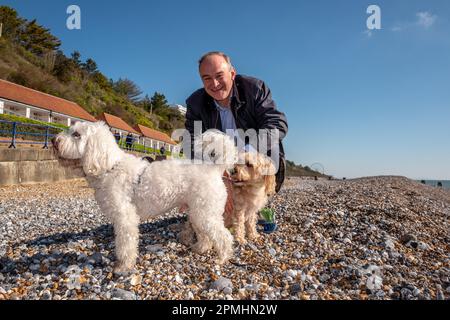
{"left": 0, "top": 119, "right": 62, "bottom": 149}
{"left": 0, "top": 119, "right": 178, "bottom": 157}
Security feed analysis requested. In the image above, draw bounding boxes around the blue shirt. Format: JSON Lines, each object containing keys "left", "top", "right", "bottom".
{"left": 214, "top": 100, "right": 256, "bottom": 153}
{"left": 214, "top": 100, "right": 237, "bottom": 132}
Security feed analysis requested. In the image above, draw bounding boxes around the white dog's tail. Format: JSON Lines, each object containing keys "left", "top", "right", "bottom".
{"left": 193, "top": 129, "right": 238, "bottom": 169}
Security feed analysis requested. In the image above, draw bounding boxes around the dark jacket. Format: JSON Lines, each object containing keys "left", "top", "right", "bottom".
{"left": 185, "top": 74, "right": 288, "bottom": 192}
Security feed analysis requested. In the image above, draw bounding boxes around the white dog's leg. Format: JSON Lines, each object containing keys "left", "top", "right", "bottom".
{"left": 110, "top": 205, "right": 140, "bottom": 273}
{"left": 189, "top": 209, "right": 233, "bottom": 264}
{"left": 190, "top": 221, "right": 213, "bottom": 254}
{"left": 178, "top": 221, "right": 196, "bottom": 246}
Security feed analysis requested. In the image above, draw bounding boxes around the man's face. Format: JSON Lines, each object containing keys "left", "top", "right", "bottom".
{"left": 199, "top": 55, "right": 236, "bottom": 104}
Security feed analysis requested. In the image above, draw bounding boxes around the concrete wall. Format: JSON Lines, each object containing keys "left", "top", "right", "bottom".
{"left": 0, "top": 148, "right": 156, "bottom": 186}
{"left": 0, "top": 148, "right": 85, "bottom": 186}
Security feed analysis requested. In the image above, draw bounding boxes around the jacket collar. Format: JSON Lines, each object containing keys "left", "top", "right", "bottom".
{"left": 231, "top": 78, "right": 243, "bottom": 106}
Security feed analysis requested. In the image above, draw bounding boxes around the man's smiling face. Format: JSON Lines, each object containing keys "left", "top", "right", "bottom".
{"left": 199, "top": 54, "right": 236, "bottom": 106}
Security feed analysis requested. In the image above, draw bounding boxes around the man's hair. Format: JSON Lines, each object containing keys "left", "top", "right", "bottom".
{"left": 198, "top": 51, "right": 233, "bottom": 70}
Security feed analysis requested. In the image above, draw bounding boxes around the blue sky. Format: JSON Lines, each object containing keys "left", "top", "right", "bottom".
{"left": 3, "top": 0, "right": 450, "bottom": 179}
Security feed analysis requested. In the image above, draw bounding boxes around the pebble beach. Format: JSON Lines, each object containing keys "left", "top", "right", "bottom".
{"left": 0, "top": 176, "right": 449, "bottom": 300}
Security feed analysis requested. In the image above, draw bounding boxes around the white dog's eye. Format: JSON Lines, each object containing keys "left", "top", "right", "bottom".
{"left": 72, "top": 132, "right": 81, "bottom": 138}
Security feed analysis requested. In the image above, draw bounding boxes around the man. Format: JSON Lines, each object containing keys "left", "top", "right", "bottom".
{"left": 125, "top": 133, "right": 134, "bottom": 151}
{"left": 113, "top": 131, "right": 121, "bottom": 144}
{"left": 160, "top": 144, "right": 166, "bottom": 155}
{"left": 185, "top": 51, "right": 288, "bottom": 192}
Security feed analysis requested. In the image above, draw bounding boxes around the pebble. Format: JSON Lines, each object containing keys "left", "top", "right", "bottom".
{"left": 112, "top": 288, "right": 137, "bottom": 300}
{"left": 0, "top": 177, "right": 448, "bottom": 300}
{"left": 210, "top": 277, "right": 233, "bottom": 292}
{"left": 174, "top": 274, "right": 183, "bottom": 284}
{"left": 366, "top": 275, "right": 383, "bottom": 292}
{"left": 130, "top": 275, "right": 142, "bottom": 286}
{"left": 223, "top": 287, "right": 233, "bottom": 295}
{"left": 145, "top": 244, "right": 164, "bottom": 253}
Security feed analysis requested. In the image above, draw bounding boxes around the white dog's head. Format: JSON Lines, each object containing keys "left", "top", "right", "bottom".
{"left": 193, "top": 129, "right": 238, "bottom": 169}
{"left": 53, "top": 121, "right": 122, "bottom": 176}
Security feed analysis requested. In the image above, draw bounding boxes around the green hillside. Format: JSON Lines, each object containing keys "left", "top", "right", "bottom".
{"left": 286, "top": 160, "right": 329, "bottom": 178}
{"left": 0, "top": 6, "right": 184, "bottom": 134}
{"left": 1, "top": 6, "right": 327, "bottom": 177}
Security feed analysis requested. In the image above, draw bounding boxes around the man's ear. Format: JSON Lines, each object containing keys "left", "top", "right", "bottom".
{"left": 231, "top": 67, "right": 236, "bottom": 81}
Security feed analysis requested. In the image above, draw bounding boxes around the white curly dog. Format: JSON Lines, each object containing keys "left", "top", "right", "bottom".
{"left": 53, "top": 121, "right": 236, "bottom": 273}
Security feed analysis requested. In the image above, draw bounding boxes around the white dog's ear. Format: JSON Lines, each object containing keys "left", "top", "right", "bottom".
{"left": 82, "top": 123, "right": 121, "bottom": 176}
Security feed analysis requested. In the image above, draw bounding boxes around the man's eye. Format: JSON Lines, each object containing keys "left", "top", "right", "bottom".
{"left": 72, "top": 132, "right": 81, "bottom": 138}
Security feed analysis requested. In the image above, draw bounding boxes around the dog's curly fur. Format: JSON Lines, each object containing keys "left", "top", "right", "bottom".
{"left": 228, "top": 152, "right": 277, "bottom": 244}
{"left": 179, "top": 151, "right": 277, "bottom": 246}
{"left": 53, "top": 121, "right": 236, "bottom": 272}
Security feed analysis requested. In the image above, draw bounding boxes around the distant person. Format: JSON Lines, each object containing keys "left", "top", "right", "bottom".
{"left": 125, "top": 133, "right": 134, "bottom": 151}
{"left": 114, "top": 131, "right": 121, "bottom": 144}
{"left": 160, "top": 144, "right": 166, "bottom": 155}
{"left": 437, "top": 181, "right": 443, "bottom": 188}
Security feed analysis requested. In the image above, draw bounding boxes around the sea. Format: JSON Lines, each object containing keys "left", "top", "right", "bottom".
{"left": 416, "top": 180, "right": 450, "bottom": 190}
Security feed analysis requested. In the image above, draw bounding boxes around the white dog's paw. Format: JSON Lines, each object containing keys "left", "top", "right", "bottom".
{"left": 113, "top": 262, "right": 134, "bottom": 275}
{"left": 178, "top": 229, "right": 196, "bottom": 246}
{"left": 214, "top": 255, "right": 230, "bottom": 265}
{"left": 191, "top": 241, "right": 212, "bottom": 254}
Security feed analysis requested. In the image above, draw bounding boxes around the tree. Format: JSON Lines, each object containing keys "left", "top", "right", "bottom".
{"left": 53, "top": 50, "right": 78, "bottom": 83}
{"left": 91, "top": 71, "right": 112, "bottom": 90}
{"left": 150, "top": 92, "right": 168, "bottom": 113}
{"left": 82, "top": 58, "right": 98, "bottom": 74}
{"left": 0, "top": 6, "right": 25, "bottom": 42}
{"left": 19, "top": 19, "right": 61, "bottom": 55}
{"left": 137, "top": 94, "right": 152, "bottom": 112}
{"left": 71, "top": 50, "right": 81, "bottom": 66}
{"left": 113, "top": 78, "right": 143, "bottom": 102}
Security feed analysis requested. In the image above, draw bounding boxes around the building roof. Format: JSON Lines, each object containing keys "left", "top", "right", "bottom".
{"left": 135, "top": 124, "right": 176, "bottom": 145}
{"left": 0, "top": 79, "right": 97, "bottom": 122}
{"left": 97, "top": 113, "right": 139, "bottom": 134}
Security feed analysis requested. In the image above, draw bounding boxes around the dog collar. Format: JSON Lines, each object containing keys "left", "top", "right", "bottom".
{"left": 231, "top": 180, "right": 265, "bottom": 187}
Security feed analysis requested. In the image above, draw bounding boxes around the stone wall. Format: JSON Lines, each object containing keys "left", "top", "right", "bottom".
{"left": 0, "top": 148, "right": 84, "bottom": 185}
{"left": 0, "top": 148, "right": 159, "bottom": 186}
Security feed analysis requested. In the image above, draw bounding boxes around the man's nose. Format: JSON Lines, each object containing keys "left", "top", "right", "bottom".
{"left": 212, "top": 78, "right": 220, "bottom": 88}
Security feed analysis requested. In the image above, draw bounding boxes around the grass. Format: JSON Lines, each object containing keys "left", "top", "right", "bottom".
{"left": 0, "top": 113, "right": 66, "bottom": 143}
{"left": 0, "top": 113, "right": 69, "bottom": 130}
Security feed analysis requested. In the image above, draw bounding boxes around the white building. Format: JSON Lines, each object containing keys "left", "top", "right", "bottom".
{"left": 134, "top": 124, "right": 179, "bottom": 153}
{"left": 0, "top": 79, "right": 97, "bottom": 125}
{"left": 170, "top": 104, "right": 187, "bottom": 116}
